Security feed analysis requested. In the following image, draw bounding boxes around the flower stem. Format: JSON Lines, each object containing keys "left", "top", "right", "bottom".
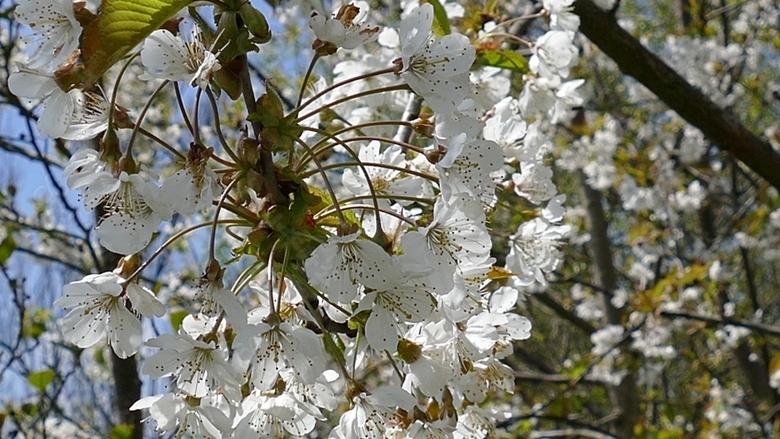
{"left": 238, "top": 55, "right": 288, "bottom": 206}
{"left": 205, "top": 87, "right": 240, "bottom": 164}
{"left": 294, "top": 138, "right": 347, "bottom": 227}
{"left": 295, "top": 66, "right": 397, "bottom": 115}
{"left": 125, "top": 80, "right": 169, "bottom": 160}
{"left": 121, "top": 219, "right": 242, "bottom": 286}
{"left": 294, "top": 84, "right": 410, "bottom": 124}
{"left": 208, "top": 173, "right": 242, "bottom": 261}
{"left": 297, "top": 54, "right": 321, "bottom": 108}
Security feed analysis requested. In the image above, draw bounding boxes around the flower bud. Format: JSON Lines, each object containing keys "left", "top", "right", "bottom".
{"left": 239, "top": 1, "right": 271, "bottom": 44}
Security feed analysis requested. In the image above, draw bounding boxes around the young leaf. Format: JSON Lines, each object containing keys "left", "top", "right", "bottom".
{"left": 27, "top": 369, "right": 56, "bottom": 392}
{"left": 477, "top": 49, "right": 529, "bottom": 73}
{"left": 426, "top": 0, "right": 450, "bottom": 35}
{"left": 108, "top": 424, "right": 135, "bottom": 439}
{"left": 0, "top": 233, "right": 14, "bottom": 265}
{"left": 81, "top": 0, "right": 194, "bottom": 87}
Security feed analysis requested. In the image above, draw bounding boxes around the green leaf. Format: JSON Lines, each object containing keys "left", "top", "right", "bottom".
{"left": 109, "top": 424, "right": 135, "bottom": 439}
{"left": 170, "top": 309, "right": 189, "bottom": 331}
{"left": 0, "top": 233, "right": 14, "bottom": 265}
{"left": 27, "top": 369, "right": 56, "bottom": 392}
{"left": 22, "top": 308, "right": 51, "bottom": 339}
{"left": 425, "top": 0, "right": 450, "bottom": 35}
{"left": 476, "top": 49, "right": 529, "bottom": 73}
{"left": 81, "top": 0, "right": 194, "bottom": 87}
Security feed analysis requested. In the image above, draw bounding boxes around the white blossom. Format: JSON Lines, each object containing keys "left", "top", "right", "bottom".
{"left": 159, "top": 144, "right": 222, "bottom": 216}
{"left": 435, "top": 133, "right": 504, "bottom": 203}
{"left": 92, "top": 172, "right": 166, "bottom": 255}
{"left": 336, "top": 386, "right": 416, "bottom": 439}
{"left": 140, "top": 26, "right": 221, "bottom": 89}
{"left": 543, "top": 0, "right": 580, "bottom": 35}
{"left": 143, "top": 332, "right": 243, "bottom": 402}
{"left": 234, "top": 389, "right": 323, "bottom": 437}
{"left": 505, "top": 218, "right": 569, "bottom": 287}
{"left": 304, "top": 231, "right": 396, "bottom": 305}
{"left": 15, "top": 0, "right": 82, "bottom": 68}
{"left": 529, "top": 30, "right": 578, "bottom": 79}
{"left": 55, "top": 272, "right": 165, "bottom": 358}
{"left": 398, "top": 4, "right": 475, "bottom": 114}
{"left": 309, "top": 2, "right": 379, "bottom": 54}
{"left": 130, "top": 393, "right": 233, "bottom": 438}
{"left": 234, "top": 321, "right": 327, "bottom": 391}
{"left": 8, "top": 66, "right": 74, "bottom": 138}
{"left": 342, "top": 141, "right": 424, "bottom": 206}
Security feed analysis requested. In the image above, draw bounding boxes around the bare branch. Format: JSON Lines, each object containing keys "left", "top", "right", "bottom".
{"left": 660, "top": 310, "right": 780, "bottom": 337}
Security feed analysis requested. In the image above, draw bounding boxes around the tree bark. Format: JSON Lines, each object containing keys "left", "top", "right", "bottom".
{"left": 573, "top": 0, "right": 780, "bottom": 191}
{"left": 580, "top": 173, "right": 640, "bottom": 437}
{"left": 111, "top": 354, "right": 143, "bottom": 439}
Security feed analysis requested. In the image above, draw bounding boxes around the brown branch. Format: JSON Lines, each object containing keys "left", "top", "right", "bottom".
{"left": 660, "top": 310, "right": 780, "bottom": 337}
{"left": 573, "top": 0, "right": 780, "bottom": 191}
{"left": 531, "top": 291, "right": 597, "bottom": 334}
{"left": 579, "top": 172, "right": 639, "bottom": 437}
{"left": 0, "top": 138, "right": 65, "bottom": 168}
{"left": 515, "top": 371, "right": 601, "bottom": 385}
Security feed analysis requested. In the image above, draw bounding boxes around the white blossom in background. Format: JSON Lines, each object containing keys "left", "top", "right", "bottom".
{"left": 618, "top": 175, "right": 662, "bottom": 211}
{"left": 588, "top": 325, "right": 627, "bottom": 386}
{"left": 505, "top": 217, "right": 569, "bottom": 287}
{"left": 529, "top": 30, "right": 578, "bottom": 79}
{"left": 770, "top": 369, "right": 780, "bottom": 392}
{"left": 704, "top": 380, "right": 762, "bottom": 433}
{"left": 543, "top": 0, "right": 579, "bottom": 35}
{"left": 714, "top": 325, "right": 751, "bottom": 348}
{"left": 630, "top": 319, "right": 677, "bottom": 359}
{"left": 557, "top": 120, "right": 620, "bottom": 190}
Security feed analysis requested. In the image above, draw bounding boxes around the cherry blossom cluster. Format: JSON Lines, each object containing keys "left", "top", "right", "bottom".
{"left": 10, "top": 0, "right": 583, "bottom": 436}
